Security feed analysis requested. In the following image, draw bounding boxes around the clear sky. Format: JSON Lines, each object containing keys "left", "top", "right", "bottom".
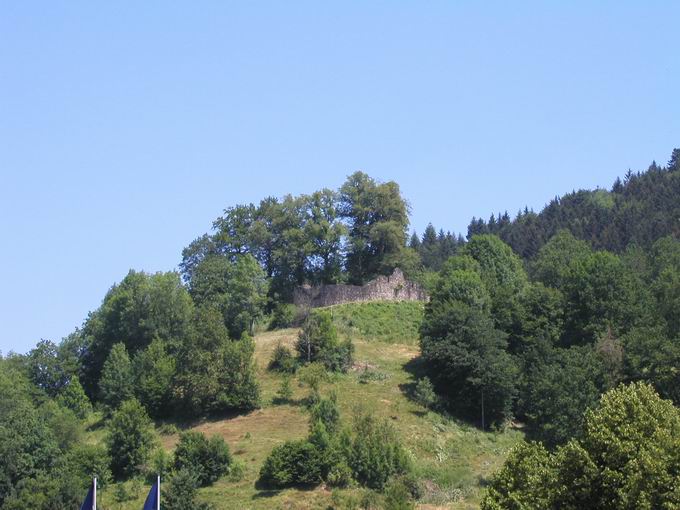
{"left": 1, "top": 1, "right": 678, "bottom": 354}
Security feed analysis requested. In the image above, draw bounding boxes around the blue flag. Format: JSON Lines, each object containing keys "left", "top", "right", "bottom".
{"left": 79, "top": 483, "right": 95, "bottom": 510}
{"left": 142, "top": 477, "right": 160, "bottom": 510}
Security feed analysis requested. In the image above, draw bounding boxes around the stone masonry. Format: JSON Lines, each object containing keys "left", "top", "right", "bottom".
{"left": 293, "top": 268, "right": 428, "bottom": 308}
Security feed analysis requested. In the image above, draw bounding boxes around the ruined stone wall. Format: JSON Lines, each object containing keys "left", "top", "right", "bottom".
{"left": 293, "top": 269, "right": 428, "bottom": 308}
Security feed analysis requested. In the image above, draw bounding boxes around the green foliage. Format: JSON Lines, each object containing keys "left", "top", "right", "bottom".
{"left": 622, "top": 326, "right": 680, "bottom": 404}
{"left": 469, "top": 150, "right": 680, "bottom": 258}
{"left": 173, "top": 306, "right": 260, "bottom": 416}
{"left": 297, "top": 362, "right": 328, "bottom": 402}
{"left": 348, "top": 411, "right": 411, "bottom": 490}
{"left": 81, "top": 270, "right": 194, "bottom": 396}
{"left": 98, "top": 342, "right": 134, "bottom": 414}
{"left": 358, "top": 368, "right": 389, "bottom": 384}
{"left": 106, "top": 398, "right": 156, "bottom": 478}
{"left": 481, "top": 441, "right": 554, "bottom": 510}
{"left": 412, "top": 223, "right": 463, "bottom": 272}
{"left": 383, "top": 475, "right": 416, "bottom": 510}
{"left": 162, "top": 468, "right": 214, "bottom": 510}
{"left": 66, "top": 443, "right": 112, "bottom": 489}
{"left": 268, "top": 343, "right": 297, "bottom": 373}
{"left": 297, "top": 312, "right": 353, "bottom": 372}
{"left": 26, "top": 339, "right": 73, "bottom": 397}
{"left": 187, "top": 187, "right": 347, "bottom": 301}
{"left": 258, "top": 439, "right": 325, "bottom": 487}
{"left": 269, "top": 302, "right": 298, "bottom": 329}
{"left": 327, "top": 301, "right": 425, "bottom": 345}
{"left": 532, "top": 230, "right": 591, "bottom": 288}
{"left": 0, "top": 472, "right": 82, "bottom": 510}
{"left": 0, "top": 365, "right": 60, "bottom": 507}
{"left": 222, "top": 254, "right": 270, "bottom": 339}
{"left": 413, "top": 377, "right": 437, "bottom": 409}
{"left": 132, "top": 338, "right": 176, "bottom": 418}
{"left": 150, "top": 447, "right": 173, "bottom": 479}
{"left": 483, "top": 382, "right": 680, "bottom": 510}
{"left": 521, "top": 345, "right": 606, "bottom": 448}
{"left": 340, "top": 172, "right": 410, "bottom": 283}
{"left": 561, "top": 250, "right": 645, "bottom": 345}
{"left": 39, "top": 400, "right": 82, "bottom": 451}
{"left": 173, "top": 431, "right": 232, "bottom": 487}
{"left": 274, "top": 375, "right": 294, "bottom": 404}
{"left": 188, "top": 253, "right": 269, "bottom": 338}
{"left": 421, "top": 287, "right": 517, "bottom": 427}
{"left": 56, "top": 376, "right": 91, "bottom": 419}
{"left": 309, "top": 393, "right": 341, "bottom": 434}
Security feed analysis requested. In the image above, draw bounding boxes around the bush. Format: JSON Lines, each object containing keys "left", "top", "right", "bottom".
{"left": 158, "top": 423, "right": 179, "bottom": 436}
{"left": 258, "top": 440, "right": 324, "bottom": 487}
{"left": 309, "top": 393, "right": 341, "bottom": 434}
{"left": 358, "top": 369, "right": 389, "bottom": 384}
{"left": 413, "top": 377, "right": 437, "bottom": 409}
{"left": 296, "top": 312, "right": 353, "bottom": 372}
{"left": 348, "top": 412, "right": 411, "bottom": 489}
{"left": 106, "top": 398, "right": 156, "bottom": 478}
{"left": 384, "top": 476, "right": 416, "bottom": 510}
{"left": 298, "top": 362, "right": 329, "bottom": 405}
{"left": 268, "top": 344, "right": 297, "bottom": 373}
{"left": 274, "top": 376, "right": 294, "bottom": 404}
{"left": 173, "top": 431, "right": 232, "bottom": 487}
{"left": 162, "top": 469, "right": 213, "bottom": 510}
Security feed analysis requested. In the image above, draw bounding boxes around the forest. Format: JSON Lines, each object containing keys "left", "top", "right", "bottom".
{"left": 2, "top": 148, "right": 680, "bottom": 509}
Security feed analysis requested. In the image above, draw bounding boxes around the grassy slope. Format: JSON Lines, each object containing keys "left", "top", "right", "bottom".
{"left": 91, "top": 302, "right": 522, "bottom": 509}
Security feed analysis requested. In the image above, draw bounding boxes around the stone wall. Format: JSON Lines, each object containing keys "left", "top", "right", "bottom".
{"left": 293, "top": 268, "right": 428, "bottom": 308}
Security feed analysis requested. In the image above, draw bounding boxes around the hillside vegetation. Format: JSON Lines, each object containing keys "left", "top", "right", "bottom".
{"left": 5, "top": 152, "right": 680, "bottom": 509}
{"left": 320, "top": 301, "right": 425, "bottom": 345}
{"left": 87, "top": 302, "right": 521, "bottom": 509}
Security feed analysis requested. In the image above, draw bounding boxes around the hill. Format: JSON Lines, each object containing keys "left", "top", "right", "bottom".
{"left": 87, "top": 302, "right": 522, "bottom": 509}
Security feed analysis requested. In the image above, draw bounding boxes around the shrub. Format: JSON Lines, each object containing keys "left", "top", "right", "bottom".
{"left": 358, "top": 369, "right": 389, "bottom": 384}
{"left": 298, "top": 362, "right": 328, "bottom": 405}
{"left": 384, "top": 476, "right": 416, "bottom": 510}
{"left": 309, "top": 393, "right": 341, "bottom": 434}
{"left": 173, "top": 431, "right": 232, "bottom": 487}
{"left": 274, "top": 376, "right": 294, "bottom": 404}
{"left": 158, "top": 423, "right": 179, "bottom": 436}
{"left": 162, "top": 469, "right": 214, "bottom": 510}
{"left": 348, "top": 412, "right": 411, "bottom": 489}
{"left": 258, "top": 440, "right": 324, "bottom": 487}
{"left": 413, "top": 377, "right": 437, "bottom": 409}
{"left": 296, "top": 312, "right": 353, "bottom": 372}
{"left": 268, "top": 344, "right": 297, "bottom": 373}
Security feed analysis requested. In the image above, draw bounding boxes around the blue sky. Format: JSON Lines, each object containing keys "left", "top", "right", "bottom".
{"left": 1, "top": 1, "right": 678, "bottom": 353}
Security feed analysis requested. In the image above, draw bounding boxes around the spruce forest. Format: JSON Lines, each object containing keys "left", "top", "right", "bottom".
{"left": 3, "top": 148, "right": 680, "bottom": 509}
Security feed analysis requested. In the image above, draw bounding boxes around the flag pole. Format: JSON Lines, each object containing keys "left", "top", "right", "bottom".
{"left": 93, "top": 477, "right": 97, "bottom": 510}
{"left": 157, "top": 475, "right": 160, "bottom": 510}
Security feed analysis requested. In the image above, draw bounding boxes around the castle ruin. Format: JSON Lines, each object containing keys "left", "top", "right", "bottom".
{"left": 293, "top": 268, "right": 428, "bottom": 308}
